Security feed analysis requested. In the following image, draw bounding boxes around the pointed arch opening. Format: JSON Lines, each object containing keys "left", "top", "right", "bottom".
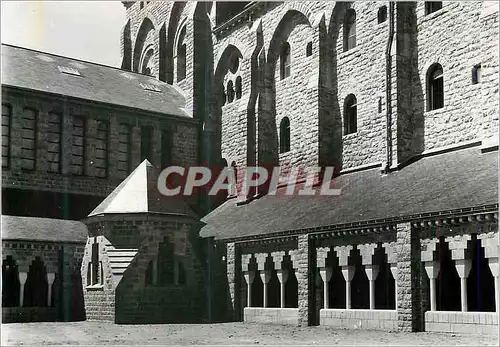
{"left": 279, "top": 117, "right": 291, "bottom": 154}
{"left": 343, "top": 9, "right": 356, "bottom": 51}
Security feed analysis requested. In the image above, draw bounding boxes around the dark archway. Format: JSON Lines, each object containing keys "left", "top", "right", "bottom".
{"left": 2, "top": 255, "right": 20, "bottom": 307}
{"left": 24, "top": 257, "right": 48, "bottom": 307}
{"left": 467, "top": 237, "right": 495, "bottom": 312}
{"left": 374, "top": 246, "right": 395, "bottom": 309}
{"left": 435, "top": 237, "right": 461, "bottom": 311}
{"left": 350, "top": 248, "right": 369, "bottom": 309}
{"left": 327, "top": 251, "right": 346, "bottom": 309}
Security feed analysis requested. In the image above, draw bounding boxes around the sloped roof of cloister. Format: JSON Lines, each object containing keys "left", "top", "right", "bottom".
{"left": 1, "top": 44, "right": 189, "bottom": 118}
{"left": 201, "top": 146, "right": 498, "bottom": 240}
{"left": 1, "top": 215, "right": 87, "bottom": 243}
{"left": 88, "top": 160, "right": 198, "bottom": 219}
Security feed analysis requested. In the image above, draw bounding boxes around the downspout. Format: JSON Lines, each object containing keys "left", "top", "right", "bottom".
{"left": 384, "top": 2, "right": 395, "bottom": 173}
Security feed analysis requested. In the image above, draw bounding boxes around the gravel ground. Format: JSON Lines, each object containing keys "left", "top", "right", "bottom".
{"left": 2, "top": 322, "right": 498, "bottom": 346}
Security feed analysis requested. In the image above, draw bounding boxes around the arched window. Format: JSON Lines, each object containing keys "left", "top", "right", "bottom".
{"left": 140, "top": 48, "right": 154, "bottom": 76}
{"left": 279, "top": 117, "right": 291, "bottom": 154}
{"left": 378, "top": 6, "right": 387, "bottom": 24}
{"left": 226, "top": 80, "right": 235, "bottom": 103}
{"left": 280, "top": 42, "right": 291, "bottom": 80}
{"left": 344, "top": 94, "right": 357, "bottom": 135}
{"left": 235, "top": 76, "right": 242, "bottom": 100}
{"left": 306, "top": 42, "right": 313, "bottom": 57}
{"left": 145, "top": 260, "right": 154, "bottom": 285}
{"left": 427, "top": 64, "right": 444, "bottom": 111}
{"left": 158, "top": 237, "right": 174, "bottom": 285}
{"left": 425, "top": 2, "right": 442, "bottom": 15}
{"left": 230, "top": 161, "right": 238, "bottom": 196}
{"left": 176, "top": 26, "right": 187, "bottom": 82}
{"left": 344, "top": 9, "right": 356, "bottom": 52}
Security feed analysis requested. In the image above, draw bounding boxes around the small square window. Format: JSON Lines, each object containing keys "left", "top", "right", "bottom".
{"left": 425, "top": 2, "right": 442, "bottom": 15}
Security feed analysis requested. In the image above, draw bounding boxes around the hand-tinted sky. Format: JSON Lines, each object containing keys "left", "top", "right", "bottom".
{"left": 1, "top": 1, "right": 125, "bottom": 67}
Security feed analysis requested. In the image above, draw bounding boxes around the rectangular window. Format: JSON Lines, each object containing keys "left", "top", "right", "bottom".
{"left": 47, "top": 112, "right": 62, "bottom": 173}
{"left": 71, "top": 116, "right": 85, "bottom": 175}
{"left": 118, "top": 124, "right": 132, "bottom": 176}
{"left": 141, "top": 126, "right": 153, "bottom": 163}
{"left": 472, "top": 64, "right": 481, "bottom": 85}
{"left": 2, "top": 104, "right": 11, "bottom": 169}
{"left": 21, "top": 108, "right": 37, "bottom": 170}
{"left": 425, "top": 2, "right": 442, "bottom": 15}
{"left": 94, "top": 120, "right": 109, "bottom": 178}
{"left": 161, "top": 130, "right": 173, "bottom": 168}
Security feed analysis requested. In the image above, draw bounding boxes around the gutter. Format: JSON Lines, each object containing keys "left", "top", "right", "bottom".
{"left": 384, "top": 2, "right": 395, "bottom": 173}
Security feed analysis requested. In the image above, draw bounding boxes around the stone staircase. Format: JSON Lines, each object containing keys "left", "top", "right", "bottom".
{"left": 104, "top": 242, "right": 138, "bottom": 285}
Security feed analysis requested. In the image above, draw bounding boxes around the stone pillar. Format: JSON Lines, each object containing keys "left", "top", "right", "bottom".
{"left": 396, "top": 222, "right": 423, "bottom": 332}
{"left": 359, "top": 243, "right": 379, "bottom": 310}
{"left": 226, "top": 243, "right": 237, "bottom": 316}
{"left": 334, "top": 245, "right": 354, "bottom": 309}
{"left": 19, "top": 272, "right": 28, "bottom": 307}
{"left": 319, "top": 267, "right": 332, "bottom": 309}
{"left": 271, "top": 251, "right": 286, "bottom": 308}
{"left": 479, "top": 232, "right": 500, "bottom": 312}
{"left": 383, "top": 241, "right": 398, "bottom": 309}
{"left": 316, "top": 247, "right": 331, "bottom": 309}
{"left": 47, "top": 273, "right": 56, "bottom": 307}
{"left": 243, "top": 271, "right": 255, "bottom": 308}
{"left": 421, "top": 238, "right": 440, "bottom": 311}
{"left": 446, "top": 234, "right": 472, "bottom": 312}
{"left": 290, "top": 234, "right": 312, "bottom": 326}
{"left": 276, "top": 270, "right": 289, "bottom": 308}
{"left": 255, "top": 253, "right": 269, "bottom": 308}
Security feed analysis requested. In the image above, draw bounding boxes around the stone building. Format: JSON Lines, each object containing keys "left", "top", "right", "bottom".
{"left": 2, "top": 0, "right": 499, "bottom": 334}
{"left": 119, "top": 0, "right": 499, "bottom": 333}
{"left": 1, "top": 43, "right": 199, "bottom": 321}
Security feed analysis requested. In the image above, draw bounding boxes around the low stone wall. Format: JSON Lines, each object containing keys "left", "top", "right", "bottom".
{"left": 244, "top": 308, "right": 299, "bottom": 325}
{"left": 425, "top": 311, "right": 498, "bottom": 334}
{"left": 2, "top": 307, "right": 57, "bottom": 323}
{"left": 320, "top": 309, "right": 398, "bottom": 331}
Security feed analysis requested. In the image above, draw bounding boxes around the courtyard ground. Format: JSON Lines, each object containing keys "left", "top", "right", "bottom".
{"left": 1, "top": 321, "right": 498, "bottom": 346}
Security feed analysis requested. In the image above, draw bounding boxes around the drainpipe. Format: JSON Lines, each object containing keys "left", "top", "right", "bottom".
{"left": 384, "top": 2, "right": 395, "bottom": 173}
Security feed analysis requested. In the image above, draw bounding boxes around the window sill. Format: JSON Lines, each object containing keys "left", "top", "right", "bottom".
{"left": 419, "top": 8, "right": 447, "bottom": 25}
{"left": 338, "top": 46, "right": 360, "bottom": 60}
{"left": 343, "top": 132, "right": 359, "bottom": 140}
{"left": 86, "top": 284, "right": 104, "bottom": 291}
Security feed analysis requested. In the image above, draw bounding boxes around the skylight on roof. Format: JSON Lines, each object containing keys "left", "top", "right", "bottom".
{"left": 58, "top": 66, "right": 81, "bottom": 76}
{"left": 140, "top": 83, "right": 161, "bottom": 93}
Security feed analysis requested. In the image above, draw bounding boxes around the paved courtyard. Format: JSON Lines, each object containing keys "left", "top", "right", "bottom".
{"left": 1, "top": 322, "right": 498, "bottom": 346}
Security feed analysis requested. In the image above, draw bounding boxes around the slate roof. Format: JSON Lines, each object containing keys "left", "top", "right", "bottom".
{"left": 1, "top": 215, "right": 87, "bottom": 243}
{"left": 89, "top": 160, "right": 198, "bottom": 219}
{"left": 200, "top": 146, "right": 499, "bottom": 240}
{"left": 1, "top": 44, "right": 189, "bottom": 118}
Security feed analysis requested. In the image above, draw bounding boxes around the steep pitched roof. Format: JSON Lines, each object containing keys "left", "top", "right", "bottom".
{"left": 200, "top": 146, "right": 498, "bottom": 240}
{"left": 1, "top": 215, "right": 87, "bottom": 243}
{"left": 89, "top": 160, "right": 197, "bottom": 218}
{"left": 1, "top": 44, "right": 189, "bottom": 118}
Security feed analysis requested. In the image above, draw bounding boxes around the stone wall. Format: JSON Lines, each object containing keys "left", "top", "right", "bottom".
{"left": 122, "top": 1, "right": 498, "bottom": 179}
{"left": 1, "top": 88, "right": 199, "bottom": 197}
{"left": 82, "top": 215, "right": 206, "bottom": 324}
{"left": 320, "top": 309, "right": 398, "bottom": 331}
{"left": 425, "top": 311, "right": 498, "bottom": 335}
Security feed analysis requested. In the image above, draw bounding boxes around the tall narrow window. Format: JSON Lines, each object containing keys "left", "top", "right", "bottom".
{"left": 344, "top": 94, "right": 357, "bottom": 135}
{"left": 71, "top": 116, "right": 85, "bottom": 175}
{"left": 176, "top": 26, "right": 187, "bottom": 82}
{"left": 95, "top": 121, "right": 109, "bottom": 178}
{"left": 88, "top": 237, "right": 102, "bottom": 286}
{"left": 306, "top": 42, "right": 313, "bottom": 57}
{"left": 280, "top": 42, "right": 291, "bottom": 80}
{"left": 378, "top": 6, "right": 387, "bottom": 23}
{"left": 235, "top": 76, "right": 242, "bottom": 100}
{"left": 161, "top": 129, "right": 173, "bottom": 168}
{"left": 427, "top": 64, "right": 444, "bottom": 111}
{"left": 141, "top": 126, "right": 153, "bottom": 162}
{"left": 2, "top": 104, "right": 11, "bottom": 169}
{"left": 425, "top": 2, "right": 442, "bottom": 15}
{"left": 47, "top": 112, "right": 62, "bottom": 173}
{"left": 21, "top": 108, "right": 37, "bottom": 170}
{"left": 279, "top": 117, "right": 291, "bottom": 154}
{"left": 226, "top": 80, "right": 235, "bottom": 103}
{"left": 344, "top": 9, "right": 356, "bottom": 52}
{"left": 158, "top": 237, "right": 175, "bottom": 285}
{"left": 118, "top": 124, "right": 132, "bottom": 176}
{"left": 472, "top": 64, "right": 481, "bottom": 85}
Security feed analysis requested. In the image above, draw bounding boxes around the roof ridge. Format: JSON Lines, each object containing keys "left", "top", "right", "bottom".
{"left": 1, "top": 43, "right": 163, "bottom": 81}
